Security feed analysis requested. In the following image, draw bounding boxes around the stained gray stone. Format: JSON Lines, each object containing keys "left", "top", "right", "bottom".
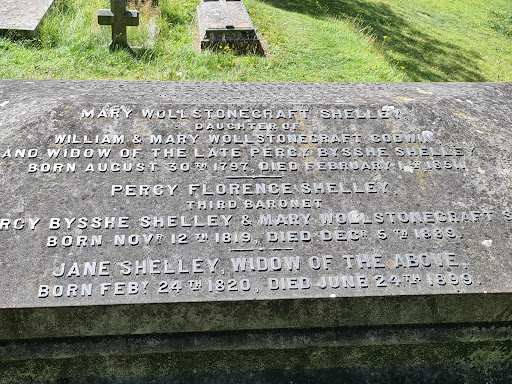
{"left": 197, "top": 0, "right": 264, "bottom": 54}
{"left": 0, "top": 323, "right": 510, "bottom": 383}
{"left": 0, "top": 0, "right": 55, "bottom": 38}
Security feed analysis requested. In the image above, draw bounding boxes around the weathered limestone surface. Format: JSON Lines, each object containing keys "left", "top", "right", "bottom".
{"left": 0, "top": 81, "right": 511, "bottom": 328}
{"left": 0, "top": 0, "right": 55, "bottom": 38}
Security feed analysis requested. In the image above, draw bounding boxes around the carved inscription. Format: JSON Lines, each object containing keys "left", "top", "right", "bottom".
{"left": 1, "top": 104, "right": 509, "bottom": 305}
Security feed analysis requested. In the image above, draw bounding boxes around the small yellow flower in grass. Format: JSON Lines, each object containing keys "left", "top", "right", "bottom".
{"left": 383, "top": 36, "right": 388, "bottom": 39}
{"left": 401, "top": 66, "right": 405, "bottom": 69}
{"left": 217, "top": 65, "right": 221, "bottom": 69}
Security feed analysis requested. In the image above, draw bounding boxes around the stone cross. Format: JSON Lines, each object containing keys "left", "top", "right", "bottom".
{"left": 98, "top": 0, "right": 139, "bottom": 51}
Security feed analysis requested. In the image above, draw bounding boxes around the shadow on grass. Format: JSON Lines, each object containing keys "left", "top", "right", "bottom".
{"left": 259, "top": 0, "right": 485, "bottom": 81}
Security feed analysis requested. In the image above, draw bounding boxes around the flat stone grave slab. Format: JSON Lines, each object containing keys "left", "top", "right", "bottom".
{"left": 197, "top": 0, "right": 264, "bottom": 54}
{"left": 0, "top": 81, "right": 510, "bottom": 339}
{"left": 0, "top": 0, "right": 55, "bottom": 38}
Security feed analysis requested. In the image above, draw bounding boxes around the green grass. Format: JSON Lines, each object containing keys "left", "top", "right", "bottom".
{"left": 0, "top": 0, "right": 510, "bottom": 81}
{"left": 488, "top": 9, "right": 512, "bottom": 37}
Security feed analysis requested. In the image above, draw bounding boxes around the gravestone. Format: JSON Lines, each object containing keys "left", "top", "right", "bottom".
{"left": 0, "top": 80, "right": 510, "bottom": 382}
{"left": 98, "top": 0, "right": 139, "bottom": 51}
{"left": 0, "top": 0, "right": 55, "bottom": 38}
{"left": 197, "top": 0, "right": 264, "bottom": 55}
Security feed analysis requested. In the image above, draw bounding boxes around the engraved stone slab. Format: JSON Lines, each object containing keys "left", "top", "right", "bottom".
{"left": 0, "top": 81, "right": 511, "bottom": 339}
{"left": 0, "top": 0, "right": 55, "bottom": 38}
{"left": 197, "top": 0, "right": 264, "bottom": 54}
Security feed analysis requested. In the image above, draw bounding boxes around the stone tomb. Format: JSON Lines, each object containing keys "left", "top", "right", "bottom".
{"left": 0, "top": 81, "right": 510, "bottom": 382}
{"left": 197, "top": 0, "right": 264, "bottom": 54}
{"left": 0, "top": 0, "right": 55, "bottom": 38}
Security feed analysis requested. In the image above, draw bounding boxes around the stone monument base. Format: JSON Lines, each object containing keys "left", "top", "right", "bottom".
{"left": 0, "top": 296, "right": 511, "bottom": 383}
{"left": 0, "top": 323, "right": 510, "bottom": 383}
